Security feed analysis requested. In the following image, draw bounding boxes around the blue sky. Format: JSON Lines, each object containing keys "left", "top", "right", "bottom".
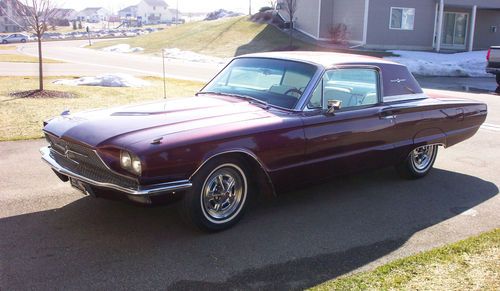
{"left": 56, "top": 0, "right": 271, "bottom": 14}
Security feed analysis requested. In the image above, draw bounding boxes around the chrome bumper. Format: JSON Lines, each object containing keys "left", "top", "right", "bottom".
{"left": 486, "top": 67, "right": 500, "bottom": 74}
{"left": 40, "top": 146, "right": 192, "bottom": 196}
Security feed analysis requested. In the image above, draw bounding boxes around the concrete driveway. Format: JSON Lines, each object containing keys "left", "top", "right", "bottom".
{"left": 1, "top": 92, "right": 499, "bottom": 289}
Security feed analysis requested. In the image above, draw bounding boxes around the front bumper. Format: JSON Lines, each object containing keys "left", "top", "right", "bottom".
{"left": 40, "top": 146, "right": 192, "bottom": 196}
{"left": 486, "top": 67, "right": 500, "bottom": 75}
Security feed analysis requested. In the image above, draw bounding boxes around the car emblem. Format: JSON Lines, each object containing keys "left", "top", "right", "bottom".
{"left": 391, "top": 78, "right": 407, "bottom": 83}
{"left": 63, "top": 146, "right": 87, "bottom": 164}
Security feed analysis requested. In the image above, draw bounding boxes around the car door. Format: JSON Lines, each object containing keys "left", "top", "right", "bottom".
{"left": 301, "top": 67, "right": 400, "bottom": 178}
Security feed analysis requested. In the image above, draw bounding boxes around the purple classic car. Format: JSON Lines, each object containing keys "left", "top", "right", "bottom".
{"left": 41, "top": 52, "right": 487, "bottom": 231}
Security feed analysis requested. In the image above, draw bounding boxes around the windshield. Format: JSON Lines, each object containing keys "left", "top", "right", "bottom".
{"left": 201, "top": 58, "right": 318, "bottom": 109}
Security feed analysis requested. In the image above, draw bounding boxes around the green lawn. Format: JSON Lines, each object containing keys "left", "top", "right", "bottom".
{"left": 0, "top": 76, "right": 203, "bottom": 141}
{"left": 311, "top": 228, "right": 500, "bottom": 290}
{"left": 91, "top": 16, "right": 317, "bottom": 58}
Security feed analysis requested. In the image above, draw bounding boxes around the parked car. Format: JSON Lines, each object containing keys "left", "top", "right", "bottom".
{"left": 1, "top": 33, "right": 30, "bottom": 44}
{"left": 41, "top": 52, "right": 487, "bottom": 231}
{"left": 486, "top": 46, "right": 500, "bottom": 85}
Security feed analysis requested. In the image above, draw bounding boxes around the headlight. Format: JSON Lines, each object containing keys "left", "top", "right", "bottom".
{"left": 120, "top": 151, "right": 132, "bottom": 169}
{"left": 120, "top": 150, "right": 141, "bottom": 175}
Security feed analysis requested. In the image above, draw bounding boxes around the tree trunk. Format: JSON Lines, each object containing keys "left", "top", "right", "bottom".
{"left": 37, "top": 36, "right": 43, "bottom": 91}
{"left": 288, "top": 21, "right": 293, "bottom": 47}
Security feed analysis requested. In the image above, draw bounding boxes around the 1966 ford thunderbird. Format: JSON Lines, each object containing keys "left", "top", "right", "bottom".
{"left": 41, "top": 52, "right": 487, "bottom": 231}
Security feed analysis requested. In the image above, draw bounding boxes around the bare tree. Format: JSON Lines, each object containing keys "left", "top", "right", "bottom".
{"left": 268, "top": 0, "right": 277, "bottom": 10}
{"left": 282, "top": 0, "right": 296, "bottom": 47}
{"left": 3, "top": 0, "right": 58, "bottom": 91}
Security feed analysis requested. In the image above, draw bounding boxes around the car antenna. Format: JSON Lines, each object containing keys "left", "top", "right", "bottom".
{"left": 162, "top": 49, "right": 167, "bottom": 100}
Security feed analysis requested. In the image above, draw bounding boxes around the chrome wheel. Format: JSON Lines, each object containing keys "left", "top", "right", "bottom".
{"left": 200, "top": 164, "right": 247, "bottom": 224}
{"left": 411, "top": 145, "right": 436, "bottom": 172}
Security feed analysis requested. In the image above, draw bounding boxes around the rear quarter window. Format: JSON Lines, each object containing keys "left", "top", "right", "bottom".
{"left": 381, "top": 64, "right": 423, "bottom": 97}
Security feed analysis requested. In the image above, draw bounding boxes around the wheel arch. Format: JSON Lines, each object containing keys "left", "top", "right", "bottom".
{"left": 412, "top": 127, "right": 447, "bottom": 148}
{"left": 189, "top": 150, "right": 277, "bottom": 197}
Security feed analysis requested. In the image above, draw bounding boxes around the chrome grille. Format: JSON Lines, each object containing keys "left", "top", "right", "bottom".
{"left": 45, "top": 134, "right": 138, "bottom": 189}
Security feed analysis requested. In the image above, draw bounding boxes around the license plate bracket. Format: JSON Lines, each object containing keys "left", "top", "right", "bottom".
{"left": 70, "top": 178, "right": 91, "bottom": 196}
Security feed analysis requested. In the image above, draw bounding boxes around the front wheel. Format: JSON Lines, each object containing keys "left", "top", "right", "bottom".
{"left": 21, "top": 39, "right": 26, "bottom": 43}
{"left": 179, "top": 157, "right": 250, "bottom": 232}
{"left": 396, "top": 144, "right": 439, "bottom": 179}
{"left": 496, "top": 74, "right": 500, "bottom": 86}
{"left": 1, "top": 40, "right": 7, "bottom": 44}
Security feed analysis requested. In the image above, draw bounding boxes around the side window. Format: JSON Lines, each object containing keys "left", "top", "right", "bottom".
{"left": 309, "top": 68, "right": 379, "bottom": 110}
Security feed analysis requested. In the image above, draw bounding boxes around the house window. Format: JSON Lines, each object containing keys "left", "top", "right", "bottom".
{"left": 390, "top": 7, "right": 415, "bottom": 30}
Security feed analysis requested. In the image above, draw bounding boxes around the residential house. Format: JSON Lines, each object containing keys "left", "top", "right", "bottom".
{"left": 278, "top": 0, "right": 500, "bottom": 51}
{"left": 50, "top": 8, "right": 77, "bottom": 26}
{"left": 77, "top": 7, "right": 111, "bottom": 23}
{"left": 0, "top": 0, "right": 25, "bottom": 33}
{"left": 52, "top": 8, "right": 78, "bottom": 21}
{"left": 136, "top": 0, "right": 178, "bottom": 24}
{"left": 118, "top": 5, "right": 138, "bottom": 19}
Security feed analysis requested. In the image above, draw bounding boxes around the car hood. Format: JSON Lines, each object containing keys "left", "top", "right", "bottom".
{"left": 44, "top": 95, "right": 278, "bottom": 148}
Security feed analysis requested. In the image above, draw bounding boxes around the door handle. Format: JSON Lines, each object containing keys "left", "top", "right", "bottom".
{"left": 379, "top": 110, "right": 396, "bottom": 120}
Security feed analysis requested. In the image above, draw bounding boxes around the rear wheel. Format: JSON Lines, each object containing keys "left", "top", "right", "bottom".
{"left": 21, "top": 39, "right": 26, "bottom": 43}
{"left": 179, "top": 157, "right": 250, "bottom": 232}
{"left": 1, "top": 40, "right": 7, "bottom": 44}
{"left": 396, "top": 144, "right": 439, "bottom": 179}
{"left": 496, "top": 74, "right": 500, "bottom": 86}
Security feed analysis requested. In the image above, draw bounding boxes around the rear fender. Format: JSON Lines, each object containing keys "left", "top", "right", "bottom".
{"left": 413, "top": 128, "right": 447, "bottom": 148}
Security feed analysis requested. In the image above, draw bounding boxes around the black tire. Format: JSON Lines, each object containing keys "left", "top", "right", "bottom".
{"left": 1, "top": 40, "right": 7, "bottom": 44}
{"left": 179, "top": 157, "right": 251, "bottom": 232}
{"left": 396, "top": 145, "right": 438, "bottom": 179}
{"left": 496, "top": 74, "right": 500, "bottom": 86}
{"left": 21, "top": 39, "right": 26, "bottom": 43}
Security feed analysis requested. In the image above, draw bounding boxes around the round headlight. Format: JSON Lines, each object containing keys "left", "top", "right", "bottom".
{"left": 120, "top": 151, "right": 132, "bottom": 169}
{"left": 131, "top": 158, "right": 142, "bottom": 175}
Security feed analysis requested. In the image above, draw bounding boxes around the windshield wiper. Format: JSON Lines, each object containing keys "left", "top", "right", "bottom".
{"left": 197, "top": 91, "right": 270, "bottom": 109}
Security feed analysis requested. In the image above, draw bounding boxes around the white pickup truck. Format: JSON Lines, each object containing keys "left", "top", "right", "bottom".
{"left": 487, "top": 46, "right": 500, "bottom": 85}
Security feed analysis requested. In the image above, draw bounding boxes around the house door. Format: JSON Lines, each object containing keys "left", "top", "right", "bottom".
{"left": 441, "top": 12, "right": 469, "bottom": 49}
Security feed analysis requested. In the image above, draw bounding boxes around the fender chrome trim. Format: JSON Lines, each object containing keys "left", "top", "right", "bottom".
{"left": 40, "top": 146, "right": 192, "bottom": 196}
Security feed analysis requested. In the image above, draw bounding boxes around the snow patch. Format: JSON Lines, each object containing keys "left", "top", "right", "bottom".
{"left": 385, "top": 50, "right": 490, "bottom": 77}
{"left": 53, "top": 74, "right": 150, "bottom": 87}
{"left": 162, "top": 48, "right": 227, "bottom": 64}
{"left": 102, "top": 44, "right": 144, "bottom": 53}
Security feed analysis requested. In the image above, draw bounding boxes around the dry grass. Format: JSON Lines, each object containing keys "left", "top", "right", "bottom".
{"left": 0, "top": 76, "right": 203, "bottom": 141}
{"left": 311, "top": 228, "right": 500, "bottom": 291}
{"left": 0, "top": 54, "right": 62, "bottom": 63}
{"left": 91, "top": 16, "right": 317, "bottom": 58}
{"left": 0, "top": 45, "right": 17, "bottom": 50}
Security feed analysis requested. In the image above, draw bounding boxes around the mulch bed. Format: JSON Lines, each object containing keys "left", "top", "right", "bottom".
{"left": 9, "top": 90, "right": 76, "bottom": 99}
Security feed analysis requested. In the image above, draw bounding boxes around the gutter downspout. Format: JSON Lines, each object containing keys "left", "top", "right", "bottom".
{"left": 362, "top": 0, "right": 370, "bottom": 46}
{"left": 436, "top": 0, "right": 444, "bottom": 52}
{"left": 351, "top": 0, "right": 370, "bottom": 49}
{"left": 468, "top": 5, "right": 477, "bottom": 52}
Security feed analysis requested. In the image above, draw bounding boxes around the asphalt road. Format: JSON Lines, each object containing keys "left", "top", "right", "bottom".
{"left": 8, "top": 40, "right": 223, "bottom": 81}
{"left": 1, "top": 90, "right": 499, "bottom": 289}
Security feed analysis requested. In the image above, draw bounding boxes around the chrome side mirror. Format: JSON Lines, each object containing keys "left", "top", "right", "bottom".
{"left": 326, "top": 100, "right": 342, "bottom": 114}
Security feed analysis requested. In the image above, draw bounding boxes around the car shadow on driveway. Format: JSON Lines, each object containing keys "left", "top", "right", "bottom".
{"left": 1, "top": 168, "right": 498, "bottom": 289}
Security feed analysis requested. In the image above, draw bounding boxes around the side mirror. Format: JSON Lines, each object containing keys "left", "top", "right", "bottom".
{"left": 326, "top": 100, "right": 342, "bottom": 114}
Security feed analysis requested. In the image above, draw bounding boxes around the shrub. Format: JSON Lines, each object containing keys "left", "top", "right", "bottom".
{"left": 329, "top": 23, "right": 349, "bottom": 44}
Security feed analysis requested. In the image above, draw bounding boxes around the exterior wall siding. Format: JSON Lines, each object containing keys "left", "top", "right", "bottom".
{"left": 293, "top": 0, "right": 321, "bottom": 39}
{"left": 444, "top": 0, "right": 500, "bottom": 9}
{"left": 365, "top": 0, "right": 436, "bottom": 50}
{"left": 473, "top": 9, "right": 500, "bottom": 50}
{"left": 318, "top": 0, "right": 365, "bottom": 42}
